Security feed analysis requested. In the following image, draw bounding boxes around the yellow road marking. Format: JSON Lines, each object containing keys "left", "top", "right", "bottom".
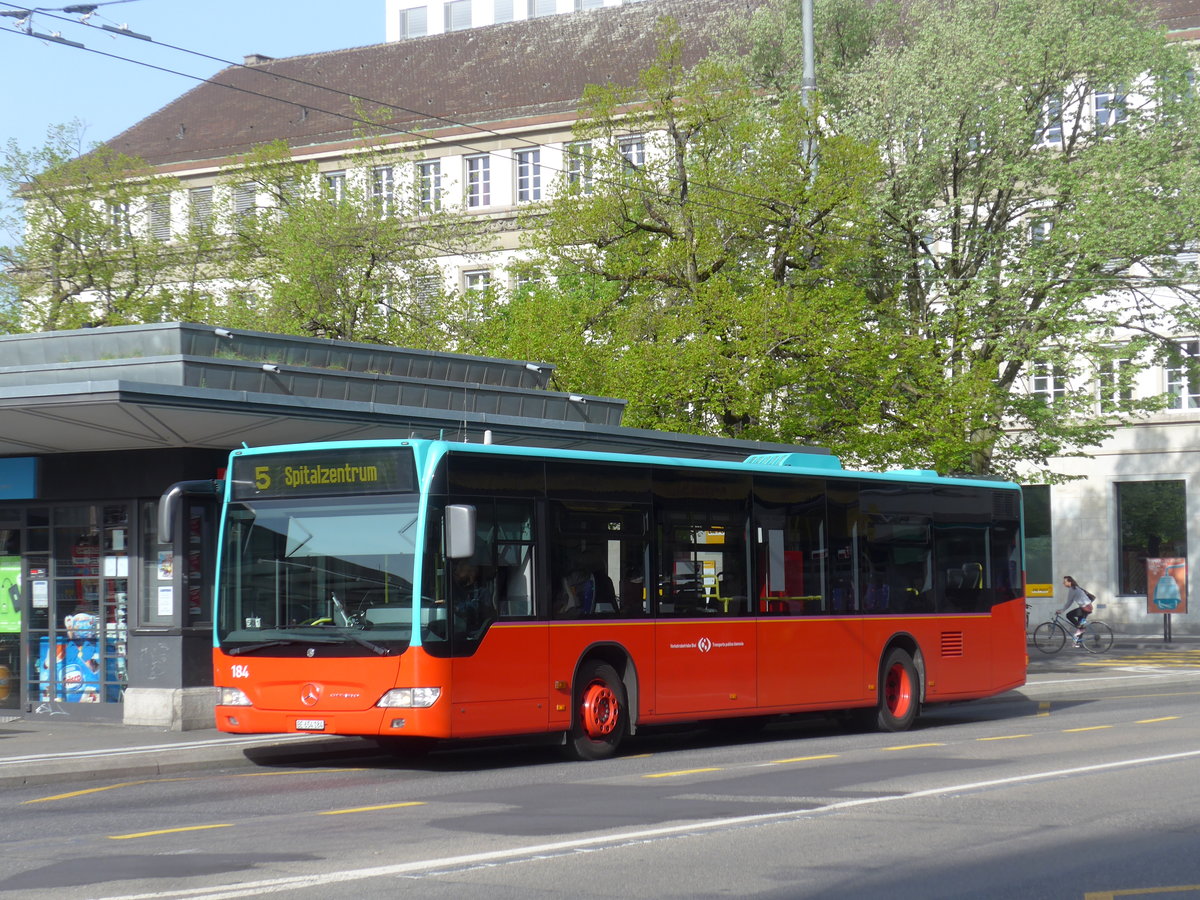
{"left": 643, "top": 767, "right": 723, "bottom": 779}
{"left": 976, "top": 734, "right": 1031, "bottom": 741}
{"left": 771, "top": 754, "right": 839, "bottom": 764}
{"left": 1085, "top": 886, "right": 1200, "bottom": 898}
{"left": 1136, "top": 716, "right": 1181, "bottom": 724}
{"left": 320, "top": 801, "right": 425, "bottom": 815}
{"left": 882, "top": 743, "right": 944, "bottom": 751}
{"left": 235, "top": 768, "right": 365, "bottom": 777}
{"left": 1064, "top": 726, "right": 1113, "bottom": 733}
{"left": 1035, "top": 701, "right": 1051, "bottom": 717}
{"left": 24, "top": 778, "right": 182, "bottom": 804}
{"left": 23, "top": 767, "right": 361, "bottom": 805}
{"left": 110, "top": 824, "right": 233, "bottom": 840}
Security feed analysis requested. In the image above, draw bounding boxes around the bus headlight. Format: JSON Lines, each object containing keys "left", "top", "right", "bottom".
{"left": 218, "top": 687, "right": 253, "bottom": 707}
{"left": 377, "top": 687, "right": 441, "bottom": 708}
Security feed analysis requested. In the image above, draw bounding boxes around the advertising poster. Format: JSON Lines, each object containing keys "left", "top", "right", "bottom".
{"left": 0, "top": 556, "right": 19, "bottom": 706}
{"left": 0, "top": 556, "right": 20, "bottom": 633}
{"left": 1146, "top": 558, "right": 1188, "bottom": 615}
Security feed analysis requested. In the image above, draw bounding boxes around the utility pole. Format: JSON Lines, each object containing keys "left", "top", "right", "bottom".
{"left": 801, "top": 0, "right": 815, "bottom": 111}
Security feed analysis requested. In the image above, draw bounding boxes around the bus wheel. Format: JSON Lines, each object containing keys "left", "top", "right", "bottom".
{"left": 875, "top": 647, "right": 919, "bottom": 732}
{"left": 566, "top": 660, "right": 627, "bottom": 761}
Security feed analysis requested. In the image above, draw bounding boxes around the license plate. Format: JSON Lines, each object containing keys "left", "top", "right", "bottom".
{"left": 295, "top": 719, "right": 325, "bottom": 731}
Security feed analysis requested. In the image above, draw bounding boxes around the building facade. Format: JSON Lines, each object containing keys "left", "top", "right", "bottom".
{"left": 385, "top": 0, "right": 650, "bottom": 41}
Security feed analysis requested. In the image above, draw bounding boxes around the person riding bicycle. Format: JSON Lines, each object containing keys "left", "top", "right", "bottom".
{"left": 1058, "top": 575, "right": 1095, "bottom": 647}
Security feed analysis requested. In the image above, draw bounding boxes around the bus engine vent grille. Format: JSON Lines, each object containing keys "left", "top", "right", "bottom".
{"left": 941, "top": 632, "right": 965, "bottom": 657}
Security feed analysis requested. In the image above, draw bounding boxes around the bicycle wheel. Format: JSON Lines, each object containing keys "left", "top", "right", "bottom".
{"left": 1033, "top": 621, "right": 1066, "bottom": 653}
{"left": 1081, "top": 621, "right": 1114, "bottom": 653}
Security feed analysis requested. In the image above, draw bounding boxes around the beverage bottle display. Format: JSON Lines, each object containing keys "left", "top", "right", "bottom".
{"left": 1153, "top": 564, "right": 1184, "bottom": 611}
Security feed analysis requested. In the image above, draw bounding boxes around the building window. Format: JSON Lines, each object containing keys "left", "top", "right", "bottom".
{"left": 233, "top": 183, "right": 256, "bottom": 221}
{"left": 516, "top": 149, "right": 542, "bottom": 203}
{"left": 1117, "top": 480, "right": 1187, "bottom": 596}
{"left": 1097, "top": 356, "right": 1133, "bottom": 413}
{"left": 528, "top": 0, "right": 556, "bottom": 16}
{"left": 323, "top": 170, "right": 346, "bottom": 203}
{"left": 494, "top": 0, "right": 514, "bottom": 21}
{"left": 372, "top": 166, "right": 395, "bottom": 215}
{"left": 148, "top": 195, "right": 171, "bottom": 242}
{"left": 463, "top": 269, "right": 492, "bottom": 291}
{"left": 575, "top": 0, "right": 602, "bottom": 9}
{"left": 106, "top": 201, "right": 130, "bottom": 246}
{"left": 1030, "top": 362, "right": 1067, "bottom": 402}
{"left": 1022, "top": 484, "right": 1053, "bottom": 591}
{"left": 1094, "top": 88, "right": 1126, "bottom": 131}
{"left": 466, "top": 155, "right": 491, "bottom": 208}
{"left": 445, "top": 0, "right": 472, "bottom": 31}
{"left": 566, "top": 141, "right": 594, "bottom": 193}
{"left": 1030, "top": 219, "right": 1052, "bottom": 245}
{"left": 1037, "top": 98, "right": 1063, "bottom": 146}
{"left": 417, "top": 160, "right": 442, "bottom": 212}
{"left": 618, "top": 134, "right": 645, "bottom": 169}
{"left": 189, "top": 186, "right": 213, "bottom": 232}
{"left": 1166, "top": 340, "right": 1200, "bottom": 409}
{"left": 413, "top": 273, "right": 441, "bottom": 310}
{"left": 399, "top": 6, "right": 427, "bottom": 38}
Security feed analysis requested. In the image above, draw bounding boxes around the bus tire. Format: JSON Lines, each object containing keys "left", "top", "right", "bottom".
{"left": 874, "top": 647, "right": 920, "bottom": 732}
{"left": 566, "top": 660, "right": 627, "bottom": 761}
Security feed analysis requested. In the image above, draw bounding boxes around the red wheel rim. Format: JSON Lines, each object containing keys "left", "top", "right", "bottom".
{"left": 884, "top": 663, "right": 913, "bottom": 719}
{"left": 580, "top": 679, "right": 619, "bottom": 739}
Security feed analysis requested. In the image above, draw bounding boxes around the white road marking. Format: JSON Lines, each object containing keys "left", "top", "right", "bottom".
{"left": 93, "top": 746, "right": 1200, "bottom": 900}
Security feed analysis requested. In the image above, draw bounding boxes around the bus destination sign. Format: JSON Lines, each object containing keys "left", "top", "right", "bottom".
{"left": 231, "top": 447, "right": 418, "bottom": 499}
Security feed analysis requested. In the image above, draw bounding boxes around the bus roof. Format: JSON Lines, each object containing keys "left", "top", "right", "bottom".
{"left": 229, "top": 439, "right": 1021, "bottom": 492}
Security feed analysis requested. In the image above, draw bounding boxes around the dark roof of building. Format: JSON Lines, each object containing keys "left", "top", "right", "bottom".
{"left": 105, "top": 0, "right": 755, "bottom": 170}
{"left": 1154, "top": 0, "right": 1200, "bottom": 33}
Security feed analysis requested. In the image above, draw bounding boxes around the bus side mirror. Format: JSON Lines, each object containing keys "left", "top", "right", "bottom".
{"left": 444, "top": 505, "right": 476, "bottom": 559}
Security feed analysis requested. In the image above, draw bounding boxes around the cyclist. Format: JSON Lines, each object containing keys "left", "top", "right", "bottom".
{"left": 1058, "top": 575, "right": 1096, "bottom": 647}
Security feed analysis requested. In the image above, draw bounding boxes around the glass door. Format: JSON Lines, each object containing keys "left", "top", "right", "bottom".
{"left": 29, "top": 504, "right": 130, "bottom": 706}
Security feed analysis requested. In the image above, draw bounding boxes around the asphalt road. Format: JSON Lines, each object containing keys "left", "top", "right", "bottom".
{"left": 2, "top": 645, "right": 1199, "bottom": 899}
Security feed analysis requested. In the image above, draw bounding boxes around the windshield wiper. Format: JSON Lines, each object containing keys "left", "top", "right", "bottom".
{"left": 228, "top": 639, "right": 308, "bottom": 655}
{"left": 273, "top": 624, "right": 395, "bottom": 656}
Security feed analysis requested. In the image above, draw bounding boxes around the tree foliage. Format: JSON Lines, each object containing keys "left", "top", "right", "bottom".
{"left": 735, "top": 0, "right": 1200, "bottom": 479}
{"left": 222, "top": 142, "right": 486, "bottom": 347}
{"left": 473, "top": 21, "right": 884, "bottom": 443}
{"left": 0, "top": 122, "right": 214, "bottom": 330}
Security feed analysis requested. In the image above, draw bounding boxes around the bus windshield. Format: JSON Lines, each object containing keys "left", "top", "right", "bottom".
{"left": 217, "top": 495, "right": 420, "bottom": 655}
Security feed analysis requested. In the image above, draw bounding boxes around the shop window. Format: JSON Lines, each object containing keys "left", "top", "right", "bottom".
{"left": 1117, "top": 480, "right": 1186, "bottom": 596}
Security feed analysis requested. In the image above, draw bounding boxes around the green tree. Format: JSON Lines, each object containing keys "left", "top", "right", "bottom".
{"left": 737, "top": 0, "right": 1200, "bottom": 479}
{"left": 0, "top": 122, "right": 210, "bottom": 331}
{"left": 477, "top": 22, "right": 884, "bottom": 443}
{"left": 223, "top": 142, "right": 487, "bottom": 347}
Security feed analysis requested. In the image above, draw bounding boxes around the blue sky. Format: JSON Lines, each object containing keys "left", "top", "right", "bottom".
{"left": 1, "top": 0, "right": 386, "bottom": 153}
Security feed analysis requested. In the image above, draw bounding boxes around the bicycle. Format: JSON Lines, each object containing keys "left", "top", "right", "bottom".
{"left": 1032, "top": 611, "right": 1114, "bottom": 654}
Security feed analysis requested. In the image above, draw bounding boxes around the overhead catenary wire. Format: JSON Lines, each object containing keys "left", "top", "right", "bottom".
{"left": 0, "top": 0, "right": 823, "bottom": 232}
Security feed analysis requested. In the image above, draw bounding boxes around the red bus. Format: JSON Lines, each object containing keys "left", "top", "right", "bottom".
{"left": 190, "top": 439, "right": 1025, "bottom": 760}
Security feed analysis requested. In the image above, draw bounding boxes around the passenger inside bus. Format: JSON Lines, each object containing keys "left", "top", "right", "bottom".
{"left": 451, "top": 559, "right": 496, "bottom": 635}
